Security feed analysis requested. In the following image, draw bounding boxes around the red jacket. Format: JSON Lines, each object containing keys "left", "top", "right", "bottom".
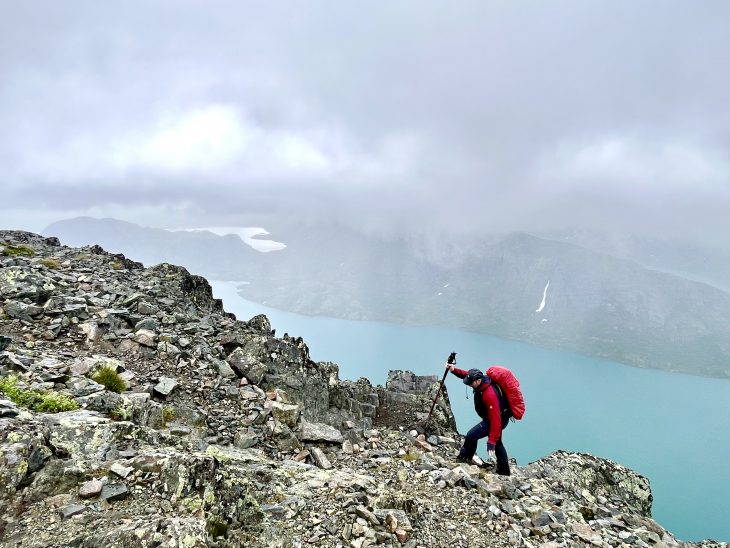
{"left": 451, "top": 367, "right": 503, "bottom": 448}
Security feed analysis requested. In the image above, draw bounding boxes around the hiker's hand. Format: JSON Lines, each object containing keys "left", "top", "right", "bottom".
{"left": 445, "top": 363, "right": 454, "bottom": 372}
{"left": 488, "top": 449, "right": 496, "bottom": 459}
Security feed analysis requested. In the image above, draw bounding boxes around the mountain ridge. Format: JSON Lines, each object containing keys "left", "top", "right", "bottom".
{"left": 1, "top": 229, "right": 727, "bottom": 546}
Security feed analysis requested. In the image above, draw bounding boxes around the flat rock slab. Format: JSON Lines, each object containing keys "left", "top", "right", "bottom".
{"left": 298, "top": 421, "right": 343, "bottom": 443}
{"left": 100, "top": 483, "right": 129, "bottom": 502}
{"left": 169, "top": 426, "right": 192, "bottom": 437}
{"left": 110, "top": 462, "right": 134, "bottom": 479}
{"left": 59, "top": 503, "right": 86, "bottom": 520}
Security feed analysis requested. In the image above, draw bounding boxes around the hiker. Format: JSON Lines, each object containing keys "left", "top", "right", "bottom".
{"left": 445, "top": 362, "right": 511, "bottom": 475}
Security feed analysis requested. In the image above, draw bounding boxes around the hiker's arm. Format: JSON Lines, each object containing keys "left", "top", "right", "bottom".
{"left": 484, "top": 388, "right": 502, "bottom": 456}
{"left": 446, "top": 364, "right": 467, "bottom": 379}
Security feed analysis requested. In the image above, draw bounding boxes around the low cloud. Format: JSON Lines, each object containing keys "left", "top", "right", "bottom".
{"left": 2, "top": 1, "right": 729, "bottom": 245}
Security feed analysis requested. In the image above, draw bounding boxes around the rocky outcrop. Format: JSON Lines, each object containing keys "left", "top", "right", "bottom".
{"left": 0, "top": 230, "right": 726, "bottom": 547}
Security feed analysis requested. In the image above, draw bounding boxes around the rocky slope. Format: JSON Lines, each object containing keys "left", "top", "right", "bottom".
{"left": 0, "top": 230, "right": 726, "bottom": 548}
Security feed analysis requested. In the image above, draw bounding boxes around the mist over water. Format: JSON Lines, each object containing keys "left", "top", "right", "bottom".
{"left": 211, "top": 281, "right": 730, "bottom": 543}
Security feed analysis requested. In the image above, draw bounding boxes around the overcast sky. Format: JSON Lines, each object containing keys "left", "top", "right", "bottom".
{"left": 2, "top": 1, "right": 729, "bottom": 244}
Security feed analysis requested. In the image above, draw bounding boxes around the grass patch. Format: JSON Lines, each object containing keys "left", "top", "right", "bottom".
{"left": 401, "top": 450, "right": 422, "bottom": 462}
{"left": 40, "top": 258, "right": 61, "bottom": 269}
{"left": 110, "top": 405, "right": 132, "bottom": 421}
{"left": 2, "top": 245, "right": 35, "bottom": 257}
{"left": 0, "top": 375, "right": 78, "bottom": 413}
{"left": 92, "top": 366, "right": 127, "bottom": 393}
{"left": 162, "top": 406, "right": 176, "bottom": 426}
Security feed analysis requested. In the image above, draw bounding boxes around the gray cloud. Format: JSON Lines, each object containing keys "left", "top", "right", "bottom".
{"left": 2, "top": 1, "right": 729, "bottom": 244}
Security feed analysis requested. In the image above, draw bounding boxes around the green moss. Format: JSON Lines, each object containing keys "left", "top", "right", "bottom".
{"left": 110, "top": 405, "right": 132, "bottom": 421}
{"left": 92, "top": 366, "right": 127, "bottom": 393}
{"left": 2, "top": 245, "right": 35, "bottom": 257}
{"left": 110, "top": 261, "right": 124, "bottom": 270}
{"left": 35, "top": 391, "right": 80, "bottom": 412}
{"left": 162, "top": 406, "right": 176, "bottom": 426}
{"left": 0, "top": 375, "right": 79, "bottom": 413}
{"left": 401, "top": 450, "right": 421, "bottom": 462}
{"left": 40, "top": 258, "right": 61, "bottom": 269}
{"left": 17, "top": 459, "right": 28, "bottom": 476}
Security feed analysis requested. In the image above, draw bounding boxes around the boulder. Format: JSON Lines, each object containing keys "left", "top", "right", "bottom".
{"left": 270, "top": 401, "right": 301, "bottom": 428}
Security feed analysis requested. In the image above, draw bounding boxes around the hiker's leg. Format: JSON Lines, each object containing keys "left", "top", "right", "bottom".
{"left": 458, "top": 421, "right": 490, "bottom": 460}
{"left": 495, "top": 438, "right": 510, "bottom": 476}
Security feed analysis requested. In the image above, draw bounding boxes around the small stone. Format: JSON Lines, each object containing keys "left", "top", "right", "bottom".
{"left": 78, "top": 479, "right": 103, "bottom": 499}
{"left": 355, "top": 505, "right": 381, "bottom": 526}
{"left": 133, "top": 329, "right": 157, "bottom": 347}
{"left": 394, "top": 529, "right": 408, "bottom": 543}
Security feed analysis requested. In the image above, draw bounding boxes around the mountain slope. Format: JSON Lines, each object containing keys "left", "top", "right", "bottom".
{"left": 44, "top": 218, "right": 730, "bottom": 378}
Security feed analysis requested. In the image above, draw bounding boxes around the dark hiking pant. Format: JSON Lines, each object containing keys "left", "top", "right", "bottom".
{"left": 457, "top": 420, "right": 510, "bottom": 476}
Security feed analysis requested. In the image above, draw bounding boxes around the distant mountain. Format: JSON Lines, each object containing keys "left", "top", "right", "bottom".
{"left": 44, "top": 217, "right": 730, "bottom": 378}
{"left": 542, "top": 229, "right": 730, "bottom": 292}
{"left": 44, "top": 217, "right": 266, "bottom": 280}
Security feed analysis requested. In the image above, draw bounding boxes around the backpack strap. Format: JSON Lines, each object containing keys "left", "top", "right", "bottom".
{"left": 488, "top": 377, "right": 513, "bottom": 418}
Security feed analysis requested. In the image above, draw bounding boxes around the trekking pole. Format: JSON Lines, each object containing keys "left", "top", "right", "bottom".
{"left": 424, "top": 352, "right": 456, "bottom": 426}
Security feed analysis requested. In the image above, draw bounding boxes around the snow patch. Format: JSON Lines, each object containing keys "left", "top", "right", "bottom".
{"left": 536, "top": 280, "right": 550, "bottom": 313}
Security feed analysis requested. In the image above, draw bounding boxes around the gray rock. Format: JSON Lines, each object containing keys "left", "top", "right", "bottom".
{"left": 100, "top": 483, "right": 129, "bottom": 502}
{"left": 0, "top": 398, "right": 19, "bottom": 418}
{"left": 310, "top": 447, "right": 332, "bottom": 470}
{"left": 233, "top": 430, "right": 259, "bottom": 449}
{"left": 59, "top": 503, "right": 86, "bottom": 519}
{"left": 133, "top": 329, "right": 157, "bottom": 347}
{"left": 215, "top": 359, "right": 237, "bottom": 379}
{"left": 247, "top": 314, "right": 272, "bottom": 333}
{"left": 67, "top": 378, "right": 105, "bottom": 397}
{"left": 153, "top": 377, "right": 177, "bottom": 398}
{"left": 156, "top": 341, "right": 180, "bottom": 357}
{"left": 169, "top": 426, "right": 192, "bottom": 437}
{"left": 356, "top": 505, "right": 381, "bottom": 526}
{"left": 227, "top": 348, "right": 267, "bottom": 384}
{"left": 4, "top": 301, "right": 44, "bottom": 321}
{"left": 270, "top": 401, "right": 301, "bottom": 428}
{"left": 137, "top": 301, "right": 158, "bottom": 315}
{"left": 298, "top": 421, "right": 344, "bottom": 443}
{"left": 110, "top": 462, "right": 134, "bottom": 479}
{"left": 135, "top": 317, "right": 158, "bottom": 331}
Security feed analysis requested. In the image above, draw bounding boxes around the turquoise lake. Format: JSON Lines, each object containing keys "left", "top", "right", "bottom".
{"left": 211, "top": 281, "right": 730, "bottom": 542}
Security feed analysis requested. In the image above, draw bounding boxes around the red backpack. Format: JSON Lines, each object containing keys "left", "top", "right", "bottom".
{"left": 487, "top": 366, "right": 525, "bottom": 420}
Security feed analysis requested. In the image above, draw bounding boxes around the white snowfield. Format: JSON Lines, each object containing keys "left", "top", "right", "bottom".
{"left": 169, "top": 226, "right": 286, "bottom": 252}
{"left": 536, "top": 280, "right": 550, "bottom": 313}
